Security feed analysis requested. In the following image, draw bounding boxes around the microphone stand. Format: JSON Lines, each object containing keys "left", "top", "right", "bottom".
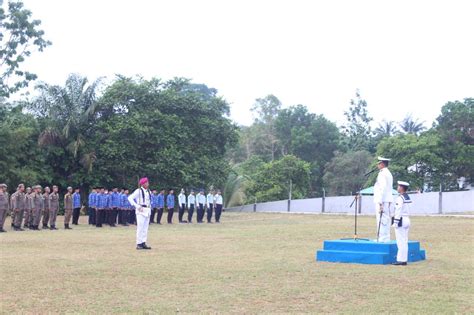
{"left": 345, "top": 169, "right": 377, "bottom": 241}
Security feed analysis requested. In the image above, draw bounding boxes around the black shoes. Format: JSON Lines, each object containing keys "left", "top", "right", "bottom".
{"left": 65, "top": 224, "right": 72, "bottom": 230}
{"left": 392, "top": 261, "right": 408, "bottom": 266}
{"left": 0, "top": 228, "right": 6, "bottom": 233}
{"left": 50, "top": 225, "right": 58, "bottom": 230}
{"left": 136, "top": 243, "right": 152, "bottom": 250}
{"left": 14, "top": 226, "right": 24, "bottom": 231}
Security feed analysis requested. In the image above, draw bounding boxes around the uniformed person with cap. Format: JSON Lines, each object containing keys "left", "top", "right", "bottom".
{"left": 11, "top": 184, "right": 26, "bottom": 231}
{"left": 178, "top": 189, "right": 187, "bottom": 223}
{"left": 0, "top": 184, "right": 10, "bottom": 232}
{"left": 72, "top": 187, "right": 81, "bottom": 225}
{"left": 49, "top": 185, "right": 60, "bottom": 230}
{"left": 166, "top": 189, "right": 175, "bottom": 224}
{"left": 392, "top": 181, "right": 412, "bottom": 266}
{"left": 187, "top": 190, "right": 196, "bottom": 223}
{"left": 23, "top": 187, "right": 33, "bottom": 229}
{"left": 31, "top": 185, "right": 43, "bottom": 230}
{"left": 373, "top": 157, "right": 394, "bottom": 242}
{"left": 206, "top": 189, "right": 215, "bottom": 223}
{"left": 64, "top": 186, "right": 74, "bottom": 229}
{"left": 96, "top": 187, "right": 106, "bottom": 228}
{"left": 88, "top": 187, "right": 97, "bottom": 225}
{"left": 42, "top": 186, "right": 51, "bottom": 229}
{"left": 215, "top": 190, "right": 223, "bottom": 223}
{"left": 196, "top": 190, "right": 206, "bottom": 223}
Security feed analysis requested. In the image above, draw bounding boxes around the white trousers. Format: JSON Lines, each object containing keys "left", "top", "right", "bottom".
{"left": 136, "top": 213, "right": 150, "bottom": 245}
{"left": 395, "top": 217, "right": 411, "bottom": 262}
{"left": 375, "top": 202, "right": 393, "bottom": 242}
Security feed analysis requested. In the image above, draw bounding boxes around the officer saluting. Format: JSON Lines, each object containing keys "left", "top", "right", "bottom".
{"left": 373, "top": 157, "right": 394, "bottom": 242}
{"left": 392, "top": 181, "right": 412, "bottom": 266}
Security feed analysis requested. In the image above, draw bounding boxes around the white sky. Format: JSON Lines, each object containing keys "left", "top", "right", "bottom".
{"left": 16, "top": 0, "right": 474, "bottom": 127}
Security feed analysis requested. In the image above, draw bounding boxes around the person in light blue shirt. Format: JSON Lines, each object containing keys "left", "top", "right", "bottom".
{"left": 118, "top": 188, "right": 129, "bottom": 226}
{"left": 96, "top": 187, "right": 106, "bottom": 228}
{"left": 72, "top": 188, "right": 81, "bottom": 225}
{"left": 110, "top": 187, "right": 121, "bottom": 226}
{"left": 156, "top": 189, "right": 165, "bottom": 224}
{"left": 88, "top": 187, "right": 97, "bottom": 225}
{"left": 150, "top": 189, "right": 158, "bottom": 224}
{"left": 166, "top": 189, "right": 175, "bottom": 224}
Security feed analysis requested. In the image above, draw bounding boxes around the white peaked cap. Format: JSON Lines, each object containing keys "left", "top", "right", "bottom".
{"left": 398, "top": 181, "right": 410, "bottom": 187}
{"left": 377, "top": 156, "right": 391, "bottom": 162}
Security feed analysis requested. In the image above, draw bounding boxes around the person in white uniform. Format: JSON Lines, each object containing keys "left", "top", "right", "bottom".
{"left": 178, "top": 189, "right": 187, "bottom": 223}
{"left": 128, "top": 177, "right": 152, "bottom": 250}
{"left": 392, "top": 181, "right": 412, "bottom": 266}
{"left": 373, "top": 156, "right": 394, "bottom": 242}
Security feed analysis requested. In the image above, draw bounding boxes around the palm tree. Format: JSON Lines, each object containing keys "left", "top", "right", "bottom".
{"left": 375, "top": 120, "right": 399, "bottom": 137}
{"left": 223, "top": 167, "right": 250, "bottom": 208}
{"left": 399, "top": 115, "right": 426, "bottom": 135}
{"left": 31, "top": 74, "right": 102, "bottom": 173}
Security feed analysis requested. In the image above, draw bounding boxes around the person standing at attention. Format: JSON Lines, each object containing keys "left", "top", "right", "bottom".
{"left": 128, "top": 178, "right": 152, "bottom": 250}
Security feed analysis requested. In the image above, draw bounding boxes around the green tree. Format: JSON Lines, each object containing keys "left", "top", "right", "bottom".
{"left": 433, "top": 98, "right": 474, "bottom": 187}
{"left": 251, "top": 95, "right": 282, "bottom": 161}
{"left": 0, "top": 0, "right": 51, "bottom": 97}
{"left": 375, "top": 120, "right": 398, "bottom": 138}
{"left": 246, "top": 155, "right": 311, "bottom": 202}
{"left": 323, "top": 150, "right": 372, "bottom": 196}
{"left": 399, "top": 115, "right": 426, "bottom": 135}
{"left": 27, "top": 74, "right": 102, "bottom": 188}
{"left": 342, "top": 90, "right": 374, "bottom": 152}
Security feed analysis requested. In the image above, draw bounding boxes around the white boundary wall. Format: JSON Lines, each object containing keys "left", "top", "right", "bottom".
{"left": 226, "top": 190, "right": 474, "bottom": 215}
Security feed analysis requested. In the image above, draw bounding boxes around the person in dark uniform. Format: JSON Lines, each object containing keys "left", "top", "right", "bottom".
{"left": 150, "top": 189, "right": 158, "bottom": 224}
{"left": 156, "top": 189, "right": 165, "bottom": 225}
{"left": 88, "top": 187, "right": 97, "bottom": 225}
{"left": 72, "top": 187, "right": 81, "bottom": 225}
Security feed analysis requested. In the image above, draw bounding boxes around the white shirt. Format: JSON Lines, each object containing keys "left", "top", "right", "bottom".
{"left": 178, "top": 193, "right": 186, "bottom": 205}
{"left": 128, "top": 187, "right": 152, "bottom": 217}
{"left": 206, "top": 193, "right": 215, "bottom": 207}
{"left": 394, "top": 194, "right": 411, "bottom": 219}
{"left": 215, "top": 194, "right": 223, "bottom": 205}
{"left": 373, "top": 168, "right": 394, "bottom": 204}
{"left": 187, "top": 194, "right": 196, "bottom": 207}
{"left": 197, "top": 193, "right": 206, "bottom": 204}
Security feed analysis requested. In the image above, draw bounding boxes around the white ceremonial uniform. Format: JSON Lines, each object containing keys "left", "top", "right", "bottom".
{"left": 128, "top": 187, "right": 152, "bottom": 245}
{"left": 178, "top": 193, "right": 186, "bottom": 206}
{"left": 187, "top": 194, "right": 196, "bottom": 208}
{"left": 393, "top": 193, "right": 412, "bottom": 262}
{"left": 374, "top": 167, "right": 394, "bottom": 242}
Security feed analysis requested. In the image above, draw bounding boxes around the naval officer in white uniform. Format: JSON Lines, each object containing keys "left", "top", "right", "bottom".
{"left": 128, "top": 177, "right": 152, "bottom": 250}
{"left": 392, "top": 181, "right": 412, "bottom": 266}
{"left": 373, "top": 157, "right": 394, "bottom": 242}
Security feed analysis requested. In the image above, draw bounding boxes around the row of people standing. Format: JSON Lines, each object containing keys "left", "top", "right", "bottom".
{"left": 87, "top": 187, "right": 224, "bottom": 227}
{"left": 0, "top": 183, "right": 80, "bottom": 232}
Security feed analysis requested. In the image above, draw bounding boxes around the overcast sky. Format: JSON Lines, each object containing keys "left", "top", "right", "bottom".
{"left": 17, "top": 0, "right": 474, "bottom": 127}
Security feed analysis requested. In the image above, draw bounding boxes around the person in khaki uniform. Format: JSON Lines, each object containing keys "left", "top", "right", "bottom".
{"left": 31, "top": 185, "right": 43, "bottom": 230}
{"left": 42, "top": 186, "right": 51, "bottom": 229}
{"left": 11, "top": 184, "right": 26, "bottom": 231}
{"left": 0, "top": 184, "right": 10, "bottom": 232}
{"left": 23, "top": 187, "right": 33, "bottom": 229}
{"left": 64, "top": 186, "right": 73, "bottom": 230}
{"left": 49, "top": 185, "right": 59, "bottom": 230}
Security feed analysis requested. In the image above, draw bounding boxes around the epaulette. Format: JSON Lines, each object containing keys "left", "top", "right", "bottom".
{"left": 401, "top": 193, "right": 412, "bottom": 203}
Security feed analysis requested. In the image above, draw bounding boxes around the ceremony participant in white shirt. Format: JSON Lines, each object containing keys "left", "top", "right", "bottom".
{"left": 196, "top": 190, "right": 206, "bottom": 223}
{"left": 373, "top": 157, "right": 394, "bottom": 242}
{"left": 206, "top": 190, "right": 215, "bottom": 223}
{"left": 187, "top": 190, "right": 196, "bottom": 223}
{"left": 128, "top": 177, "right": 152, "bottom": 250}
{"left": 214, "top": 190, "right": 223, "bottom": 223}
{"left": 178, "top": 189, "right": 187, "bottom": 223}
{"left": 392, "top": 181, "right": 412, "bottom": 266}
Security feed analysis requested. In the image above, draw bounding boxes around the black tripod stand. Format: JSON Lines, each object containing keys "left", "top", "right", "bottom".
{"left": 344, "top": 169, "right": 377, "bottom": 241}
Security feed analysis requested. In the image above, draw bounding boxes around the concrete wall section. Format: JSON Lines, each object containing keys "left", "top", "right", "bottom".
{"left": 442, "top": 190, "right": 474, "bottom": 213}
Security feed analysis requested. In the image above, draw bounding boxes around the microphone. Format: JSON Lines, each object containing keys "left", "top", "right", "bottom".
{"left": 364, "top": 168, "right": 377, "bottom": 177}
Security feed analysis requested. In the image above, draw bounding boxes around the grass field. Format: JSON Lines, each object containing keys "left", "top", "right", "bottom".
{"left": 1, "top": 212, "right": 473, "bottom": 314}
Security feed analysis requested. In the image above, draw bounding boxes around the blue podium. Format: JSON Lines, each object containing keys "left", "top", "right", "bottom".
{"left": 316, "top": 239, "right": 426, "bottom": 265}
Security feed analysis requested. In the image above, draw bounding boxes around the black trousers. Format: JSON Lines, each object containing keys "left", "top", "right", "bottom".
{"left": 128, "top": 210, "right": 136, "bottom": 224}
{"left": 112, "top": 208, "right": 118, "bottom": 225}
{"left": 188, "top": 204, "right": 195, "bottom": 223}
{"left": 72, "top": 207, "right": 81, "bottom": 225}
{"left": 150, "top": 208, "right": 156, "bottom": 223}
{"left": 197, "top": 204, "right": 205, "bottom": 223}
{"left": 96, "top": 209, "right": 104, "bottom": 227}
{"left": 157, "top": 208, "right": 164, "bottom": 224}
{"left": 167, "top": 207, "right": 174, "bottom": 224}
{"left": 178, "top": 204, "right": 186, "bottom": 222}
{"left": 207, "top": 204, "right": 214, "bottom": 223}
{"left": 215, "top": 204, "right": 223, "bottom": 222}
{"left": 88, "top": 207, "right": 96, "bottom": 225}
{"left": 118, "top": 210, "right": 128, "bottom": 225}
